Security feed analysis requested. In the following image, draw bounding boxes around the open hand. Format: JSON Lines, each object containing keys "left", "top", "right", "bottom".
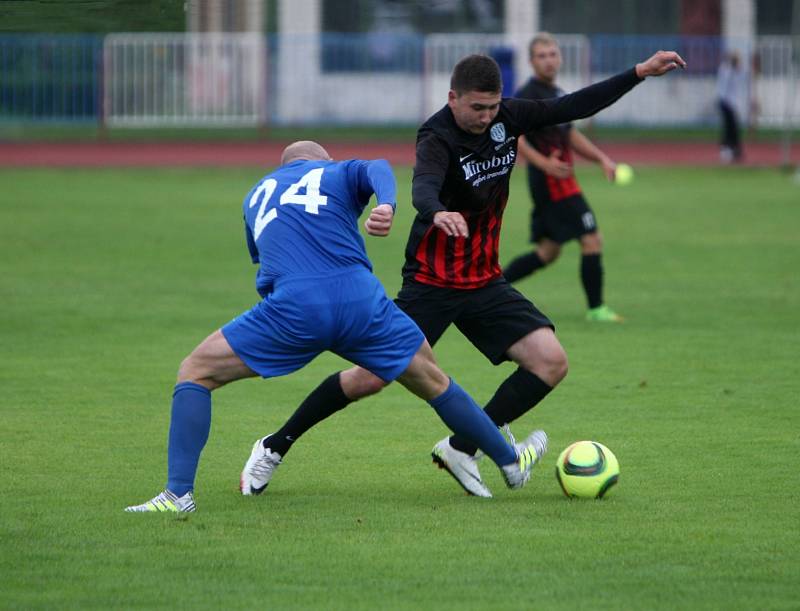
{"left": 635, "top": 51, "right": 687, "bottom": 78}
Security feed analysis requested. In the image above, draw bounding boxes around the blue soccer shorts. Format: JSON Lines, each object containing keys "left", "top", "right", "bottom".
{"left": 222, "top": 266, "right": 424, "bottom": 383}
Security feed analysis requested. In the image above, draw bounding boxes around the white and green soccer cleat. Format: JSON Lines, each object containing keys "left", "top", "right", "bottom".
{"left": 240, "top": 436, "right": 283, "bottom": 496}
{"left": 431, "top": 437, "right": 492, "bottom": 498}
{"left": 500, "top": 429, "right": 548, "bottom": 490}
{"left": 125, "top": 489, "right": 196, "bottom": 513}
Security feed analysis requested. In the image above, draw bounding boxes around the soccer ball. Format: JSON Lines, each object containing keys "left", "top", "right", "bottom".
{"left": 614, "top": 163, "right": 634, "bottom": 186}
{"left": 555, "top": 441, "right": 619, "bottom": 499}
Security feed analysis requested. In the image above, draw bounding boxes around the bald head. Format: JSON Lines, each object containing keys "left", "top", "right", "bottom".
{"left": 280, "top": 140, "right": 332, "bottom": 165}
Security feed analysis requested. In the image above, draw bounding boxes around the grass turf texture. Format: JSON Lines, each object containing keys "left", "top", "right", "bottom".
{"left": 1, "top": 165, "right": 798, "bottom": 609}
{"left": 2, "top": 123, "right": 799, "bottom": 143}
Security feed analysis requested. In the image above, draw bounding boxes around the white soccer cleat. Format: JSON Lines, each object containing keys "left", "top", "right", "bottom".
{"left": 431, "top": 437, "right": 492, "bottom": 498}
{"left": 500, "top": 429, "right": 548, "bottom": 490}
{"left": 240, "top": 436, "right": 282, "bottom": 496}
{"left": 125, "top": 489, "right": 196, "bottom": 513}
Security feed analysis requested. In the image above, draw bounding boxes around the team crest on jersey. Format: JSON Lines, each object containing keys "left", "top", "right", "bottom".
{"left": 490, "top": 122, "right": 506, "bottom": 143}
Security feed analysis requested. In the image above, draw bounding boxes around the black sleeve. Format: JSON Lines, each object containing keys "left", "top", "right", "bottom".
{"left": 411, "top": 133, "right": 449, "bottom": 221}
{"left": 507, "top": 68, "right": 642, "bottom": 133}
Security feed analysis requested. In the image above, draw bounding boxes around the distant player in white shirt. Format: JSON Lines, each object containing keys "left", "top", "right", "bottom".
{"left": 717, "top": 51, "right": 747, "bottom": 163}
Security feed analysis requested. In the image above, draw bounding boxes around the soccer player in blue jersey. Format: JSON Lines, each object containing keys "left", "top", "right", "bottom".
{"left": 125, "top": 141, "right": 546, "bottom": 513}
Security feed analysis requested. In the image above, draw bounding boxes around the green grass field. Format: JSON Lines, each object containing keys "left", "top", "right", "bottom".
{"left": 1, "top": 164, "right": 798, "bottom": 610}
{"left": 2, "top": 123, "right": 798, "bottom": 143}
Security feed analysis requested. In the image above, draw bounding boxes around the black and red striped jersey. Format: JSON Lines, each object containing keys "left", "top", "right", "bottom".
{"left": 403, "top": 67, "right": 642, "bottom": 289}
{"left": 515, "top": 77, "right": 581, "bottom": 203}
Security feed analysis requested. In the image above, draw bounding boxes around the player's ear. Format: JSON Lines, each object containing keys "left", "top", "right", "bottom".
{"left": 447, "top": 90, "right": 460, "bottom": 110}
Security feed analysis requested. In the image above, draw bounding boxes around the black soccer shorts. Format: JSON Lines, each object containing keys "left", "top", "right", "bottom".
{"left": 531, "top": 193, "right": 598, "bottom": 244}
{"left": 394, "top": 278, "right": 554, "bottom": 366}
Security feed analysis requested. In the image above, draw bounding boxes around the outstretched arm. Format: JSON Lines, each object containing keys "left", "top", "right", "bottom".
{"left": 513, "top": 51, "right": 686, "bottom": 132}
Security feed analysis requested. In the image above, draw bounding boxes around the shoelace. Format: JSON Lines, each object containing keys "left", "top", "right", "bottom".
{"left": 249, "top": 451, "right": 280, "bottom": 478}
{"left": 503, "top": 424, "right": 517, "bottom": 447}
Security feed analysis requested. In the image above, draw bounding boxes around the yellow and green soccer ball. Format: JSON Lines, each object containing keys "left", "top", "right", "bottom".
{"left": 614, "top": 163, "right": 634, "bottom": 186}
{"left": 555, "top": 441, "right": 619, "bottom": 499}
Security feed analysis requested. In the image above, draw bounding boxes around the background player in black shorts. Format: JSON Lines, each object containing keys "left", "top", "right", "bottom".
{"left": 504, "top": 32, "right": 623, "bottom": 322}
{"left": 243, "top": 49, "right": 685, "bottom": 498}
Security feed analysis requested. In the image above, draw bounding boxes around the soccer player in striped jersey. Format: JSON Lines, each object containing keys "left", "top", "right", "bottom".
{"left": 504, "top": 32, "right": 623, "bottom": 322}
{"left": 125, "top": 141, "right": 546, "bottom": 513}
{"left": 248, "top": 50, "right": 685, "bottom": 499}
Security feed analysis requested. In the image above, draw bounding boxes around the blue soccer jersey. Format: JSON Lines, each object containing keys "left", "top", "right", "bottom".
{"left": 223, "top": 158, "right": 424, "bottom": 382}
{"left": 243, "top": 159, "right": 397, "bottom": 297}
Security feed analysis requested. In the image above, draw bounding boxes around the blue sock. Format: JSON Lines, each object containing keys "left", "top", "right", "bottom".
{"left": 428, "top": 379, "right": 516, "bottom": 466}
{"left": 167, "top": 381, "right": 212, "bottom": 496}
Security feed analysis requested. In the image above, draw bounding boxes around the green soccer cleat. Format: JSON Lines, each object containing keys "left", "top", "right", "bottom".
{"left": 586, "top": 305, "right": 623, "bottom": 323}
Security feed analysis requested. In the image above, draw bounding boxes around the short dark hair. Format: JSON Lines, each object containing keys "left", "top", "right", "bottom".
{"left": 450, "top": 54, "right": 502, "bottom": 95}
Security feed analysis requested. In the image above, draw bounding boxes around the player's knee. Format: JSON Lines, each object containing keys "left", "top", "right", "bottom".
{"left": 176, "top": 353, "right": 213, "bottom": 386}
{"left": 582, "top": 232, "right": 603, "bottom": 253}
{"left": 177, "top": 354, "right": 198, "bottom": 383}
{"left": 340, "top": 367, "right": 386, "bottom": 400}
{"left": 546, "top": 346, "right": 569, "bottom": 384}
{"left": 357, "top": 374, "right": 387, "bottom": 398}
{"left": 524, "top": 341, "right": 568, "bottom": 386}
{"left": 539, "top": 246, "right": 560, "bottom": 264}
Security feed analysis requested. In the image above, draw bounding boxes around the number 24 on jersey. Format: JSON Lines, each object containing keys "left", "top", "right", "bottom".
{"left": 249, "top": 168, "right": 328, "bottom": 241}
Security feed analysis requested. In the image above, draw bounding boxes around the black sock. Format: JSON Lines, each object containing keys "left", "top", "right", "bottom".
{"left": 581, "top": 253, "right": 603, "bottom": 309}
{"left": 503, "top": 252, "right": 546, "bottom": 283}
{"left": 449, "top": 368, "right": 554, "bottom": 456}
{"left": 264, "top": 372, "right": 352, "bottom": 457}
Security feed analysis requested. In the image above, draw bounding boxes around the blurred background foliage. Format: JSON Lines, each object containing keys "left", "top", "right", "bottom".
{"left": 0, "top": 0, "right": 186, "bottom": 33}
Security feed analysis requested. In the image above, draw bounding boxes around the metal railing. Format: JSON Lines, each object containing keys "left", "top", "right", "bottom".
{"left": 103, "top": 33, "right": 266, "bottom": 126}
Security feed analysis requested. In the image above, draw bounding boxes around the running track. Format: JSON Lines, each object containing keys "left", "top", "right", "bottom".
{"left": 0, "top": 140, "right": 796, "bottom": 167}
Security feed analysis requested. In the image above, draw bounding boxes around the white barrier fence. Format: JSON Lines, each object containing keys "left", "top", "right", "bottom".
{"left": 104, "top": 33, "right": 266, "bottom": 126}
{"left": 102, "top": 33, "right": 800, "bottom": 129}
